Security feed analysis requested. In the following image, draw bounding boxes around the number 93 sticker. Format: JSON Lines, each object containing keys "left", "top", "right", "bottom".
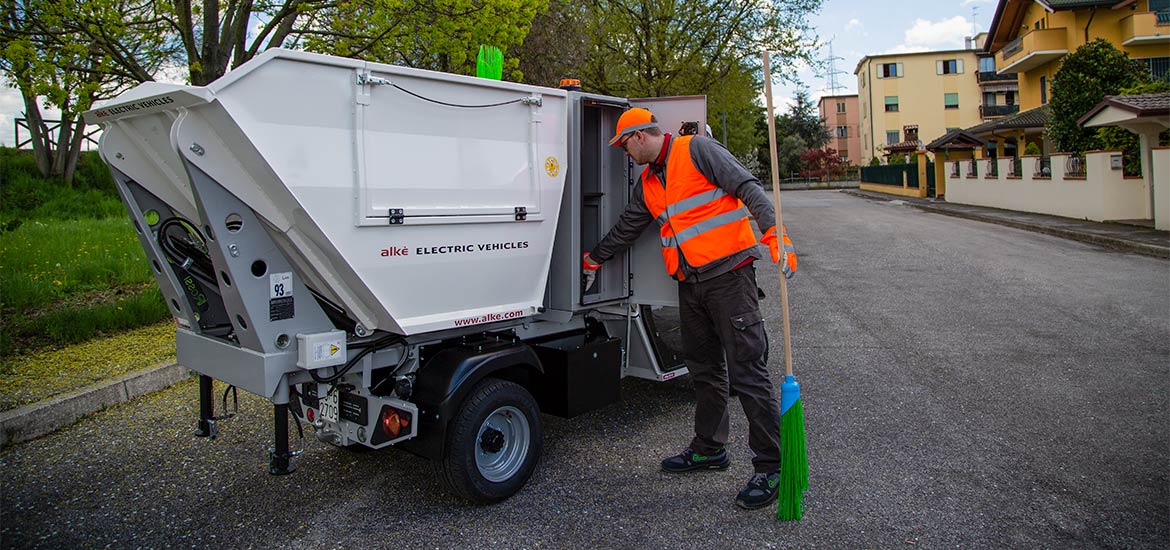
{"left": 270, "top": 272, "right": 293, "bottom": 298}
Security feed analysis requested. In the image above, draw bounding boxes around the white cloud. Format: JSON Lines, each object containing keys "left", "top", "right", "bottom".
{"left": 874, "top": 16, "right": 976, "bottom": 55}
{"left": 960, "top": 0, "right": 994, "bottom": 5}
{"left": 902, "top": 16, "right": 974, "bottom": 49}
{"left": 845, "top": 18, "right": 864, "bottom": 32}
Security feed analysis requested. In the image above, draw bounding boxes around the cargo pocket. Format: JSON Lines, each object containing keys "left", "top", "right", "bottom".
{"left": 730, "top": 309, "right": 766, "bottom": 363}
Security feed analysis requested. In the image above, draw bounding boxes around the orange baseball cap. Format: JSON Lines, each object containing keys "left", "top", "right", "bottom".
{"left": 609, "top": 108, "right": 659, "bottom": 146}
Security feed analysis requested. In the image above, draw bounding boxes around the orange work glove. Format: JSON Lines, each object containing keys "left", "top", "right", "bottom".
{"left": 761, "top": 225, "right": 797, "bottom": 279}
{"left": 583, "top": 252, "right": 601, "bottom": 291}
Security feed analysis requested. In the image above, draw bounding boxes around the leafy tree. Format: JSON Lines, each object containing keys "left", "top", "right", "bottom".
{"left": 868, "top": 156, "right": 882, "bottom": 166}
{"left": 776, "top": 89, "right": 830, "bottom": 150}
{"left": 760, "top": 89, "right": 829, "bottom": 177}
{"left": 306, "top": 0, "right": 548, "bottom": 80}
{"left": 800, "top": 147, "right": 842, "bottom": 181}
{"left": 571, "top": 0, "right": 822, "bottom": 159}
{"left": 0, "top": 0, "right": 174, "bottom": 184}
{"left": 1023, "top": 142, "right": 1041, "bottom": 156}
{"left": 514, "top": 0, "right": 589, "bottom": 87}
{"left": 1094, "top": 80, "right": 1170, "bottom": 176}
{"left": 1047, "top": 39, "right": 1148, "bottom": 153}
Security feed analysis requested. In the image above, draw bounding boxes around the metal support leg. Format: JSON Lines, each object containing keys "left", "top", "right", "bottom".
{"left": 195, "top": 375, "right": 214, "bottom": 437}
{"left": 269, "top": 403, "right": 295, "bottom": 475}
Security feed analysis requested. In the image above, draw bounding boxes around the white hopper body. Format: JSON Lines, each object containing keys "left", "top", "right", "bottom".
{"left": 88, "top": 49, "right": 568, "bottom": 336}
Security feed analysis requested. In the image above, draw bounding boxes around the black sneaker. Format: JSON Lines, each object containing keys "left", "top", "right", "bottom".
{"left": 735, "top": 472, "right": 780, "bottom": 510}
{"left": 660, "top": 448, "right": 730, "bottom": 472}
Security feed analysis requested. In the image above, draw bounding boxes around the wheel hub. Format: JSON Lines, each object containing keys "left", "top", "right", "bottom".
{"left": 479, "top": 427, "right": 505, "bottom": 453}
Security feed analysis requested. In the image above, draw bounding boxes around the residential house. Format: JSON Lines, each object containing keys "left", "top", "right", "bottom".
{"left": 855, "top": 49, "right": 984, "bottom": 165}
{"left": 970, "top": 32, "right": 1021, "bottom": 124}
{"left": 975, "top": 0, "right": 1170, "bottom": 154}
{"left": 817, "top": 94, "right": 861, "bottom": 165}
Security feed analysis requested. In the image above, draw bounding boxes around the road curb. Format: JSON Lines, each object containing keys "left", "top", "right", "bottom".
{"left": 840, "top": 190, "right": 1170, "bottom": 259}
{"left": 0, "top": 361, "right": 192, "bottom": 449}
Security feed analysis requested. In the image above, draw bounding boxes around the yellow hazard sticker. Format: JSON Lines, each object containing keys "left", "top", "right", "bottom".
{"left": 544, "top": 156, "right": 560, "bottom": 178}
{"left": 330, "top": 344, "right": 339, "bottom": 356}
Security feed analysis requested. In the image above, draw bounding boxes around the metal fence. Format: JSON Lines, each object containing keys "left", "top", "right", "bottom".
{"left": 1034, "top": 156, "right": 1051, "bottom": 178}
{"left": 860, "top": 164, "right": 917, "bottom": 186}
{"left": 1009, "top": 158, "right": 1023, "bottom": 177}
{"left": 1065, "top": 154, "right": 1086, "bottom": 177}
{"left": 984, "top": 158, "right": 998, "bottom": 178}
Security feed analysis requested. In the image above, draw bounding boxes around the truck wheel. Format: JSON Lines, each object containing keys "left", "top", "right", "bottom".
{"left": 436, "top": 378, "right": 542, "bottom": 503}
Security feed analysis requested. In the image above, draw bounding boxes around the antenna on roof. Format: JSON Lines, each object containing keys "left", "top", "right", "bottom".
{"left": 971, "top": 6, "right": 980, "bottom": 41}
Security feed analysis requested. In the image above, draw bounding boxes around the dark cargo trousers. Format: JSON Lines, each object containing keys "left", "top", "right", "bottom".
{"left": 679, "top": 263, "right": 781, "bottom": 473}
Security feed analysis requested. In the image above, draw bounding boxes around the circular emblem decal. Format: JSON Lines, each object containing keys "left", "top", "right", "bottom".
{"left": 544, "top": 156, "right": 560, "bottom": 178}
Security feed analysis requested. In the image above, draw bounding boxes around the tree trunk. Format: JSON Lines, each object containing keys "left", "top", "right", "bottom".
{"left": 51, "top": 112, "right": 73, "bottom": 184}
{"left": 21, "top": 91, "right": 52, "bottom": 178}
{"left": 62, "top": 120, "right": 87, "bottom": 186}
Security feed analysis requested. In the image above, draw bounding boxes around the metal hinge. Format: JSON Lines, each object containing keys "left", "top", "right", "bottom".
{"left": 388, "top": 209, "right": 404, "bottom": 225}
{"left": 358, "top": 73, "right": 391, "bottom": 86}
{"left": 521, "top": 97, "right": 542, "bottom": 107}
{"left": 514, "top": 207, "right": 527, "bottom": 221}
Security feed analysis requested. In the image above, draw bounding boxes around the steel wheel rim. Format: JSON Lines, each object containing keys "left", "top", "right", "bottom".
{"left": 475, "top": 405, "right": 530, "bottom": 482}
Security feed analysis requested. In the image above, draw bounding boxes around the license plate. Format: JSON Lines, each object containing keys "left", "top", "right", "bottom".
{"left": 319, "top": 384, "right": 339, "bottom": 424}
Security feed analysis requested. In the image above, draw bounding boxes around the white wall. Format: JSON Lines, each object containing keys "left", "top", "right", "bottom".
{"left": 1154, "top": 147, "right": 1169, "bottom": 231}
{"left": 945, "top": 151, "right": 1153, "bottom": 224}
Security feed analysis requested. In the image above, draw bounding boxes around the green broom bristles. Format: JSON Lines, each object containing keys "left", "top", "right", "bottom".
{"left": 476, "top": 45, "right": 503, "bottom": 80}
{"left": 777, "top": 376, "right": 808, "bottom": 521}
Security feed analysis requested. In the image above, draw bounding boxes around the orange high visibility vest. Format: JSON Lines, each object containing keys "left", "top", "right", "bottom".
{"left": 641, "top": 135, "right": 759, "bottom": 280}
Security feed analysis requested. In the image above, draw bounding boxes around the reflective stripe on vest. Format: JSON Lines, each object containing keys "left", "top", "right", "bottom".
{"left": 641, "top": 135, "right": 759, "bottom": 279}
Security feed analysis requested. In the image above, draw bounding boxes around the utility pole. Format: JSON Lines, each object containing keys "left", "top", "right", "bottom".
{"left": 824, "top": 39, "right": 847, "bottom": 95}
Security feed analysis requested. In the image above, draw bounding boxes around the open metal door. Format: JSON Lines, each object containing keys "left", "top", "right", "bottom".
{"left": 626, "top": 95, "right": 706, "bottom": 307}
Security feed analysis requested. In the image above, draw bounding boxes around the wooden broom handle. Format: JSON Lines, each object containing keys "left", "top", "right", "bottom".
{"left": 762, "top": 51, "right": 794, "bottom": 378}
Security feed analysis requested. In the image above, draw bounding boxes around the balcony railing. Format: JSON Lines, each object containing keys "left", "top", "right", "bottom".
{"left": 996, "top": 28, "right": 1069, "bottom": 73}
{"left": 1034, "top": 156, "right": 1051, "bottom": 178}
{"left": 1121, "top": 11, "right": 1170, "bottom": 45}
{"left": 1065, "top": 154, "right": 1086, "bottom": 178}
{"left": 976, "top": 71, "right": 1018, "bottom": 83}
{"left": 1002, "top": 36, "right": 1024, "bottom": 60}
{"left": 980, "top": 104, "right": 1020, "bottom": 118}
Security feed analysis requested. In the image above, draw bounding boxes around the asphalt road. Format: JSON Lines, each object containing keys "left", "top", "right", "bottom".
{"left": 2, "top": 190, "right": 1167, "bottom": 549}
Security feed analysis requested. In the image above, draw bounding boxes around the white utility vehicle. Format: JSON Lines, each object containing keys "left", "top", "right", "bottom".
{"left": 86, "top": 49, "right": 707, "bottom": 502}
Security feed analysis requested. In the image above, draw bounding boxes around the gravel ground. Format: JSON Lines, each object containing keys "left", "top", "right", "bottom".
{"left": 2, "top": 191, "right": 1167, "bottom": 549}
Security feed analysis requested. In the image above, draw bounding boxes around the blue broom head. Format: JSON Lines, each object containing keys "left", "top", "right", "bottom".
{"left": 780, "top": 374, "right": 801, "bottom": 415}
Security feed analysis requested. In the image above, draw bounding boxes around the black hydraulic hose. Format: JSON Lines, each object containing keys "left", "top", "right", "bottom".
{"left": 157, "top": 217, "right": 217, "bottom": 287}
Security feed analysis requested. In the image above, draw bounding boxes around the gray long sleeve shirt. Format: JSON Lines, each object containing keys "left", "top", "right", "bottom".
{"left": 589, "top": 135, "right": 776, "bottom": 283}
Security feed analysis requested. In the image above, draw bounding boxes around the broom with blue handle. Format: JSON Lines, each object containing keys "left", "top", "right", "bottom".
{"left": 762, "top": 50, "right": 809, "bottom": 521}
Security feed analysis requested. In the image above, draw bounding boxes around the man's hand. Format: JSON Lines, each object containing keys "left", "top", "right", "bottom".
{"left": 583, "top": 252, "right": 602, "bottom": 291}
{"left": 761, "top": 226, "right": 797, "bottom": 279}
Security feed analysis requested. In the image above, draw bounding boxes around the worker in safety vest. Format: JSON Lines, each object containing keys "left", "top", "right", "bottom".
{"left": 583, "top": 107, "right": 797, "bottom": 510}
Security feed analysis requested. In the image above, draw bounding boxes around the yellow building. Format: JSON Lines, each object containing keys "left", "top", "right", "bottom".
{"left": 855, "top": 49, "right": 985, "bottom": 165}
{"left": 987, "top": 0, "right": 1170, "bottom": 113}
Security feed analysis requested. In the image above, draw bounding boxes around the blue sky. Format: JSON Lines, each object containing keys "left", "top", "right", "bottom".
{"left": 1, "top": 0, "right": 997, "bottom": 147}
{"left": 776, "top": 0, "right": 997, "bottom": 107}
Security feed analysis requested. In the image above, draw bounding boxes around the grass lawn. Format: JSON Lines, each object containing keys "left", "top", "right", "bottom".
{"left": 1, "top": 217, "right": 170, "bottom": 356}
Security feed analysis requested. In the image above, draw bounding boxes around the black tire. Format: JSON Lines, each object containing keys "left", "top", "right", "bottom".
{"left": 435, "top": 378, "right": 542, "bottom": 503}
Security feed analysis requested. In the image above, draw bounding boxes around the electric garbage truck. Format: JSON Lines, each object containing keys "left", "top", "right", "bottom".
{"left": 85, "top": 49, "right": 711, "bottom": 503}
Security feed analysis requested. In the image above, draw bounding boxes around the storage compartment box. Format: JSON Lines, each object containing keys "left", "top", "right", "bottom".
{"left": 531, "top": 334, "right": 621, "bottom": 418}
